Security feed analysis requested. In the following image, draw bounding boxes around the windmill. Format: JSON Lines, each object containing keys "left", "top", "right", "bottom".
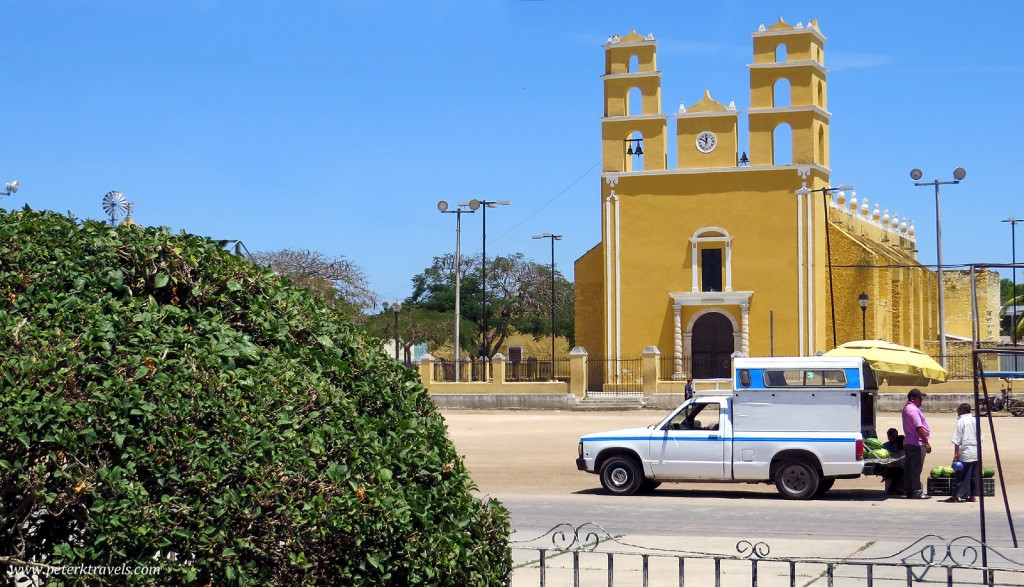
{"left": 102, "top": 190, "right": 133, "bottom": 225}
{"left": 1, "top": 180, "right": 18, "bottom": 197}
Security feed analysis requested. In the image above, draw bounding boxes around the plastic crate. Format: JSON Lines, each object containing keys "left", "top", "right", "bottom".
{"left": 927, "top": 476, "right": 995, "bottom": 497}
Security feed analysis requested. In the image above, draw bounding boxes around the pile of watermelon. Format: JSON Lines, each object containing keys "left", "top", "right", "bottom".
{"left": 863, "top": 437, "right": 890, "bottom": 459}
{"left": 931, "top": 466, "right": 996, "bottom": 478}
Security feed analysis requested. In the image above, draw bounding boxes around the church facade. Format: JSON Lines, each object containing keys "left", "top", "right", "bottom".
{"left": 573, "top": 20, "right": 998, "bottom": 380}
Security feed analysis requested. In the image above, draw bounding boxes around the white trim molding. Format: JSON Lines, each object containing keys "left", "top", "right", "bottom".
{"left": 669, "top": 291, "right": 754, "bottom": 375}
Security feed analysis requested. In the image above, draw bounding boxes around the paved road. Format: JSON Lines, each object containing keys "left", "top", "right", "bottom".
{"left": 443, "top": 408, "right": 1024, "bottom": 549}
{"left": 500, "top": 491, "right": 1023, "bottom": 548}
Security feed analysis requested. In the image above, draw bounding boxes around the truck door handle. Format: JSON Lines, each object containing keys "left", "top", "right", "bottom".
{"left": 708, "top": 435, "right": 720, "bottom": 439}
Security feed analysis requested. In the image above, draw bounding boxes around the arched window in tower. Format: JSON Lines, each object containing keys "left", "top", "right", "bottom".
{"left": 627, "top": 86, "right": 644, "bottom": 117}
{"left": 775, "top": 43, "right": 787, "bottom": 63}
{"left": 817, "top": 80, "right": 826, "bottom": 109}
{"left": 818, "top": 125, "right": 826, "bottom": 164}
{"left": 773, "top": 77, "right": 791, "bottom": 108}
{"left": 628, "top": 54, "right": 639, "bottom": 73}
{"left": 625, "top": 131, "right": 644, "bottom": 171}
{"left": 772, "top": 123, "right": 793, "bottom": 165}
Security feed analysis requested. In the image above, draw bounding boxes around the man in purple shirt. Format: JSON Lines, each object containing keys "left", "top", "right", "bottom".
{"left": 902, "top": 389, "right": 932, "bottom": 499}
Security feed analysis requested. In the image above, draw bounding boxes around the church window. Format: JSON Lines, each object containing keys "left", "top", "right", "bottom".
{"left": 701, "top": 248, "right": 723, "bottom": 292}
{"left": 772, "top": 123, "right": 793, "bottom": 165}
{"left": 628, "top": 54, "right": 639, "bottom": 73}
{"left": 625, "top": 131, "right": 644, "bottom": 171}
{"left": 818, "top": 125, "right": 826, "bottom": 163}
{"left": 775, "top": 43, "right": 787, "bottom": 63}
{"left": 627, "top": 86, "right": 643, "bottom": 116}
{"left": 773, "top": 77, "right": 791, "bottom": 108}
{"left": 690, "top": 228, "right": 733, "bottom": 293}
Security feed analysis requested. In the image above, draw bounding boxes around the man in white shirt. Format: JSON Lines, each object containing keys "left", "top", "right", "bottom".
{"left": 949, "top": 402, "right": 978, "bottom": 503}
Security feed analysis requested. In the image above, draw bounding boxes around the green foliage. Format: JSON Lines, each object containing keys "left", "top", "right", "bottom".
{"left": 0, "top": 209, "right": 510, "bottom": 585}
{"left": 361, "top": 306, "right": 458, "bottom": 363}
{"left": 1002, "top": 281, "right": 1024, "bottom": 339}
{"left": 409, "top": 253, "right": 574, "bottom": 357}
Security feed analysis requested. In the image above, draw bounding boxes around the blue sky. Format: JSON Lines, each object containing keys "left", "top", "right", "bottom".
{"left": 4, "top": 1, "right": 1023, "bottom": 307}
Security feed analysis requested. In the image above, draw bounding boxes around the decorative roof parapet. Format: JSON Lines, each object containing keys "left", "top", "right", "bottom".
{"left": 827, "top": 191, "right": 915, "bottom": 244}
{"left": 607, "top": 29, "right": 653, "bottom": 44}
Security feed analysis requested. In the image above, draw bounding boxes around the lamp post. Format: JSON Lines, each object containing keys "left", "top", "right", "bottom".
{"left": 458, "top": 198, "right": 510, "bottom": 358}
{"left": 1, "top": 180, "right": 19, "bottom": 197}
{"left": 438, "top": 201, "right": 475, "bottom": 379}
{"left": 392, "top": 301, "right": 402, "bottom": 363}
{"left": 858, "top": 292, "right": 869, "bottom": 340}
{"left": 1004, "top": 217, "right": 1023, "bottom": 347}
{"left": 533, "top": 233, "right": 563, "bottom": 380}
{"left": 793, "top": 183, "right": 853, "bottom": 350}
{"left": 910, "top": 167, "right": 966, "bottom": 369}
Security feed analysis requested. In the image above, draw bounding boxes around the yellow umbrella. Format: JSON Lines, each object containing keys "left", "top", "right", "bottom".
{"left": 824, "top": 340, "right": 947, "bottom": 385}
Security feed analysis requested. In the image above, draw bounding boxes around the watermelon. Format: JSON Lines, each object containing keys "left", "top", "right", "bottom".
{"left": 864, "top": 437, "right": 884, "bottom": 451}
{"left": 875, "top": 448, "right": 890, "bottom": 459}
{"left": 983, "top": 467, "right": 995, "bottom": 478}
{"left": 931, "top": 467, "right": 944, "bottom": 478}
{"left": 942, "top": 466, "right": 956, "bottom": 478}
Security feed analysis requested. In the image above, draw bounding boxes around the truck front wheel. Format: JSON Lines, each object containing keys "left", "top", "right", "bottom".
{"left": 774, "top": 458, "right": 820, "bottom": 500}
{"left": 599, "top": 456, "right": 643, "bottom": 496}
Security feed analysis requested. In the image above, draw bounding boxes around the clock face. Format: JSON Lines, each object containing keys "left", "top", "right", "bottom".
{"left": 696, "top": 131, "right": 717, "bottom": 153}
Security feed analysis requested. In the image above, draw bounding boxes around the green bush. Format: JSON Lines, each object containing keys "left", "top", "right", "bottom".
{"left": 0, "top": 209, "right": 510, "bottom": 585}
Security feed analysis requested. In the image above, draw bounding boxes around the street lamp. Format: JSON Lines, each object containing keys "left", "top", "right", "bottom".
{"left": 793, "top": 183, "right": 854, "bottom": 350}
{"left": 910, "top": 167, "right": 966, "bottom": 368}
{"left": 438, "top": 200, "right": 476, "bottom": 379}
{"left": 1004, "top": 217, "right": 1023, "bottom": 347}
{"left": 533, "top": 233, "right": 563, "bottom": 380}
{"left": 392, "top": 301, "right": 402, "bottom": 363}
{"left": 1, "top": 180, "right": 19, "bottom": 197}
{"left": 858, "top": 292, "right": 869, "bottom": 340}
{"left": 458, "top": 198, "right": 510, "bottom": 358}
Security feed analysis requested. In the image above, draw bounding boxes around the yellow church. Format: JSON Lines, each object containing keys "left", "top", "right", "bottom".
{"left": 573, "top": 20, "right": 999, "bottom": 381}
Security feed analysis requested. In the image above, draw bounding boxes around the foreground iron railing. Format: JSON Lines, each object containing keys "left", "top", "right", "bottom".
{"left": 508, "top": 523, "right": 1024, "bottom": 586}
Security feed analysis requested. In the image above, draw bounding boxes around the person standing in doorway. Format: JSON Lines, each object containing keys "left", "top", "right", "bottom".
{"left": 684, "top": 378, "right": 695, "bottom": 401}
{"left": 948, "top": 402, "right": 978, "bottom": 503}
{"left": 902, "top": 389, "right": 932, "bottom": 499}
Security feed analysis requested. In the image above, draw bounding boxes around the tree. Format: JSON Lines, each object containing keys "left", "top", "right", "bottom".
{"left": 409, "top": 253, "right": 574, "bottom": 358}
{"left": 0, "top": 209, "right": 511, "bottom": 585}
{"left": 362, "top": 304, "right": 460, "bottom": 363}
{"left": 251, "top": 249, "right": 378, "bottom": 317}
{"left": 1001, "top": 278, "right": 1024, "bottom": 339}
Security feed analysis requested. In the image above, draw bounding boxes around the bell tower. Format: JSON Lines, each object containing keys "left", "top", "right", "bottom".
{"left": 747, "top": 18, "right": 829, "bottom": 168}
{"left": 601, "top": 30, "right": 668, "bottom": 173}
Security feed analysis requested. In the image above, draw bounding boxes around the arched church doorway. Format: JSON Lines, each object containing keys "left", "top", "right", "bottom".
{"left": 691, "top": 312, "right": 734, "bottom": 379}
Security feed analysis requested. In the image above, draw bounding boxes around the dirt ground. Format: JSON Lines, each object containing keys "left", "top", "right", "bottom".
{"left": 442, "top": 407, "right": 1024, "bottom": 501}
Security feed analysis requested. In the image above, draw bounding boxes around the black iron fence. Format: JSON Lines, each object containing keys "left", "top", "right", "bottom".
{"left": 429, "top": 357, "right": 570, "bottom": 383}
{"left": 505, "top": 358, "right": 570, "bottom": 382}
{"left": 509, "top": 524, "right": 1024, "bottom": 586}
{"left": 657, "top": 356, "right": 692, "bottom": 382}
{"left": 430, "top": 358, "right": 493, "bottom": 382}
{"left": 586, "top": 357, "right": 643, "bottom": 394}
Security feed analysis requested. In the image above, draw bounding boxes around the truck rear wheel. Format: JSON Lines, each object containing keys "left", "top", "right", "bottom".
{"left": 599, "top": 455, "right": 643, "bottom": 496}
{"left": 638, "top": 479, "right": 662, "bottom": 493}
{"left": 774, "top": 458, "right": 820, "bottom": 500}
{"left": 813, "top": 478, "right": 836, "bottom": 497}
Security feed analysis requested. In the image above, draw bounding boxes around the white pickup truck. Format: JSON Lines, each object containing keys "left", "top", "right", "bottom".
{"left": 576, "top": 356, "right": 879, "bottom": 499}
